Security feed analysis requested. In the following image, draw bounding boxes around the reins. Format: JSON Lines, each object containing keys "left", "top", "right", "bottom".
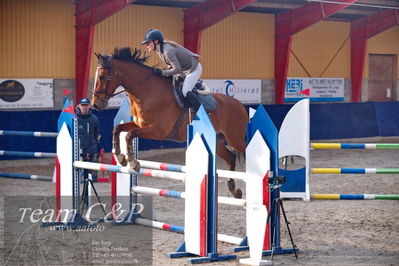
{"left": 94, "top": 56, "right": 153, "bottom": 103}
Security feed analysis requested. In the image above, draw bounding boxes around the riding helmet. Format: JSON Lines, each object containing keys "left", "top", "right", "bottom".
{"left": 140, "top": 29, "right": 164, "bottom": 45}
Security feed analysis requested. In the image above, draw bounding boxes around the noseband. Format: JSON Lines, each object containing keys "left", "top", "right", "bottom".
{"left": 94, "top": 57, "right": 125, "bottom": 103}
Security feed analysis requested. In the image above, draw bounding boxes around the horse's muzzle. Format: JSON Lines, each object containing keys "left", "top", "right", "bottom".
{"left": 92, "top": 104, "right": 100, "bottom": 110}
{"left": 92, "top": 100, "right": 107, "bottom": 111}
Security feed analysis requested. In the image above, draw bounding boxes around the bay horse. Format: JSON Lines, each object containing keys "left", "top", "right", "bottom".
{"left": 91, "top": 47, "right": 248, "bottom": 198}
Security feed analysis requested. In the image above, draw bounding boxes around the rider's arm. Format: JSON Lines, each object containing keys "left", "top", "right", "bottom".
{"left": 161, "top": 49, "right": 181, "bottom": 77}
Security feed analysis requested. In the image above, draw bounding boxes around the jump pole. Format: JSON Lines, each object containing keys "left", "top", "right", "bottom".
{"left": 136, "top": 159, "right": 246, "bottom": 181}
{"left": 132, "top": 216, "right": 243, "bottom": 246}
{"left": 311, "top": 143, "right": 399, "bottom": 149}
{"left": 109, "top": 101, "right": 237, "bottom": 263}
{"left": 278, "top": 99, "right": 399, "bottom": 200}
{"left": 167, "top": 106, "right": 237, "bottom": 263}
{"left": 109, "top": 100, "right": 290, "bottom": 262}
{"left": 0, "top": 130, "right": 57, "bottom": 181}
{"left": 0, "top": 150, "right": 56, "bottom": 158}
{"left": 311, "top": 194, "right": 399, "bottom": 200}
{"left": 120, "top": 109, "right": 265, "bottom": 255}
{"left": 0, "top": 172, "right": 52, "bottom": 181}
{"left": 312, "top": 168, "right": 399, "bottom": 174}
{"left": 0, "top": 130, "right": 58, "bottom": 137}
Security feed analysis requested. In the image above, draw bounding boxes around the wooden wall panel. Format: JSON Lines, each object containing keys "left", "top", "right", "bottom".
{"left": 201, "top": 12, "right": 274, "bottom": 79}
{"left": 0, "top": 0, "right": 74, "bottom": 78}
{"left": 290, "top": 21, "right": 351, "bottom": 78}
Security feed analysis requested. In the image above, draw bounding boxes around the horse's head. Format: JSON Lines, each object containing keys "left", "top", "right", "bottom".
{"left": 92, "top": 53, "right": 121, "bottom": 110}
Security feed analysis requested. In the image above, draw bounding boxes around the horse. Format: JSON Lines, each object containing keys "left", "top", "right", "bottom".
{"left": 91, "top": 47, "right": 248, "bottom": 198}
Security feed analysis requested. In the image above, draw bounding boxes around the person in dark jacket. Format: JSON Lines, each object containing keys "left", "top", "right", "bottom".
{"left": 76, "top": 98, "right": 100, "bottom": 181}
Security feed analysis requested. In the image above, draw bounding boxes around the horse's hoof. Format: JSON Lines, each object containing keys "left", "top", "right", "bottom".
{"left": 227, "top": 178, "right": 236, "bottom": 192}
{"left": 129, "top": 160, "right": 141, "bottom": 172}
{"left": 233, "top": 189, "right": 243, "bottom": 199}
{"left": 114, "top": 154, "right": 127, "bottom": 166}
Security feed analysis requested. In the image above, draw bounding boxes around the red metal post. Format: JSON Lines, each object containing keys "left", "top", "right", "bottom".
{"left": 274, "top": 0, "right": 358, "bottom": 104}
{"left": 184, "top": 0, "right": 256, "bottom": 53}
{"left": 274, "top": 34, "right": 293, "bottom": 106}
{"left": 350, "top": 9, "right": 399, "bottom": 102}
{"left": 74, "top": 0, "right": 135, "bottom": 103}
{"left": 75, "top": 25, "right": 95, "bottom": 103}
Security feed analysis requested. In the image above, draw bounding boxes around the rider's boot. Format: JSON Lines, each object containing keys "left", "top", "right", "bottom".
{"left": 186, "top": 91, "right": 201, "bottom": 112}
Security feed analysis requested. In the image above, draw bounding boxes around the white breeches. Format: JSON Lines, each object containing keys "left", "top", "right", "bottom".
{"left": 182, "top": 63, "right": 202, "bottom": 97}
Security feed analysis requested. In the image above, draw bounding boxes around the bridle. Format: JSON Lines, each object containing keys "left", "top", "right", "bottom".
{"left": 93, "top": 57, "right": 125, "bottom": 103}
{"left": 93, "top": 55, "right": 158, "bottom": 103}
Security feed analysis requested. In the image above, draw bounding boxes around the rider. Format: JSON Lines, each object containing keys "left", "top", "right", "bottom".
{"left": 140, "top": 29, "right": 201, "bottom": 110}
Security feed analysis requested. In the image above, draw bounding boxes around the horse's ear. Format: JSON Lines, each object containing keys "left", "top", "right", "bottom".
{"left": 95, "top": 53, "right": 102, "bottom": 60}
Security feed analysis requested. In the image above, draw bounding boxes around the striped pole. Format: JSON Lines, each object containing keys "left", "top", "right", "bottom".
{"left": 134, "top": 217, "right": 243, "bottom": 245}
{"left": 0, "top": 130, "right": 58, "bottom": 137}
{"left": 73, "top": 161, "right": 185, "bottom": 181}
{"left": 311, "top": 143, "right": 399, "bottom": 149}
{"left": 312, "top": 168, "right": 399, "bottom": 174}
{"left": 0, "top": 172, "right": 53, "bottom": 181}
{"left": 138, "top": 160, "right": 185, "bottom": 172}
{"left": 74, "top": 161, "right": 247, "bottom": 183}
{"left": 311, "top": 194, "right": 399, "bottom": 200}
{"left": 135, "top": 218, "right": 184, "bottom": 233}
{"left": 132, "top": 186, "right": 246, "bottom": 207}
{"left": 138, "top": 159, "right": 246, "bottom": 181}
{"left": 0, "top": 150, "right": 56, "bottom": 158}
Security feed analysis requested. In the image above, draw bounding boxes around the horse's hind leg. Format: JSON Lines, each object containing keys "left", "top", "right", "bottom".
{"left": 216, "top": 134, "right": 242, "bottom": 199}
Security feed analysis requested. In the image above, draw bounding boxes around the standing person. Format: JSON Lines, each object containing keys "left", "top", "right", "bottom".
{"left": 76, "top": 98, "right": 100, "bottom": 181}
{"left": 140, "top": 29, "right": 201, "bottom": 110}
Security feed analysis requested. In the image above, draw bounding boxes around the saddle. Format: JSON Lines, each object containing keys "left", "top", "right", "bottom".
{"left": 172, "top": 77, "right": 217, "bottom": 112}
{"left": 165, "top": 77, "right": 217, "bottom": 140}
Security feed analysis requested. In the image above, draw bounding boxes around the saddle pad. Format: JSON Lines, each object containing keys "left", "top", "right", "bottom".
{"left": 172, "top": 79, "right": 217, "bottom": 111}
{"left": 197, "top": 93, "right": 217, "bottom": 111}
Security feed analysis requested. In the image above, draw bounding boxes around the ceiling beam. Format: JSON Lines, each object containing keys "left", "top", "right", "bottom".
{"left": 76, "top": 0, "right": 136, "bottom": 27}
{"left": 274, "top": 0, "right": 358, "bottom": 104}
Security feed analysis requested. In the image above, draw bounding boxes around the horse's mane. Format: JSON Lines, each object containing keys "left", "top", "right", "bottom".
{"left": 111, "top": 47, "right": 150, "bottom": 67}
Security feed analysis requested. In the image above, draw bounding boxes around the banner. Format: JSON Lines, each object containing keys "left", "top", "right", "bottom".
{"left": 204, "top": 79, "right": 261, "bottom": 104}
{"left": 285, "top": 77, "right": 344, "bottom": 102}
{"left": 107, "top": 80, "right": 262, "bottom": 107}
{"left": 0, "top": 79, "right": 54, "bottom": 109}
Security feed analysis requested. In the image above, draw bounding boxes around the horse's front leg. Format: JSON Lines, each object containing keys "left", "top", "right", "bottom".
{"left": 112, "top": 122, "right": 139, "bottom": 167}
{"left": 125, "top": 129, "right": 141, "bottom": 172}
{"left": 112, "top": 124, "right": 127, "bottom": 166}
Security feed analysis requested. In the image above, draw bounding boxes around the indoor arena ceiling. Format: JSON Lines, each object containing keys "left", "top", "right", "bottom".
{"left": 133, "top": 0, "right": 399, "bottom": 20}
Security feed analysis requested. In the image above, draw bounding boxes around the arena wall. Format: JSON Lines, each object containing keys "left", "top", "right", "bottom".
{"left": 1, "top": 1, "right": 398, "bottom": 157}
{"left": 1, "top": 102, "right": 398, "bottom": 161}
{"left": 1, "top": 1, "right": 398, "bottom": 108}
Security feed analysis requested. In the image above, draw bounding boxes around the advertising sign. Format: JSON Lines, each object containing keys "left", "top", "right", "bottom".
{"left": 0, "top": 79, "right": 54, "bottom": 109}
{"left": 285, "top": 77, "right": 344, "bottom": 102}
{"left": 107, "top": 80, "right": 262, "bottom": 107}
{"left": 204, "top": 79, "right": 261, "bottom": 104}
